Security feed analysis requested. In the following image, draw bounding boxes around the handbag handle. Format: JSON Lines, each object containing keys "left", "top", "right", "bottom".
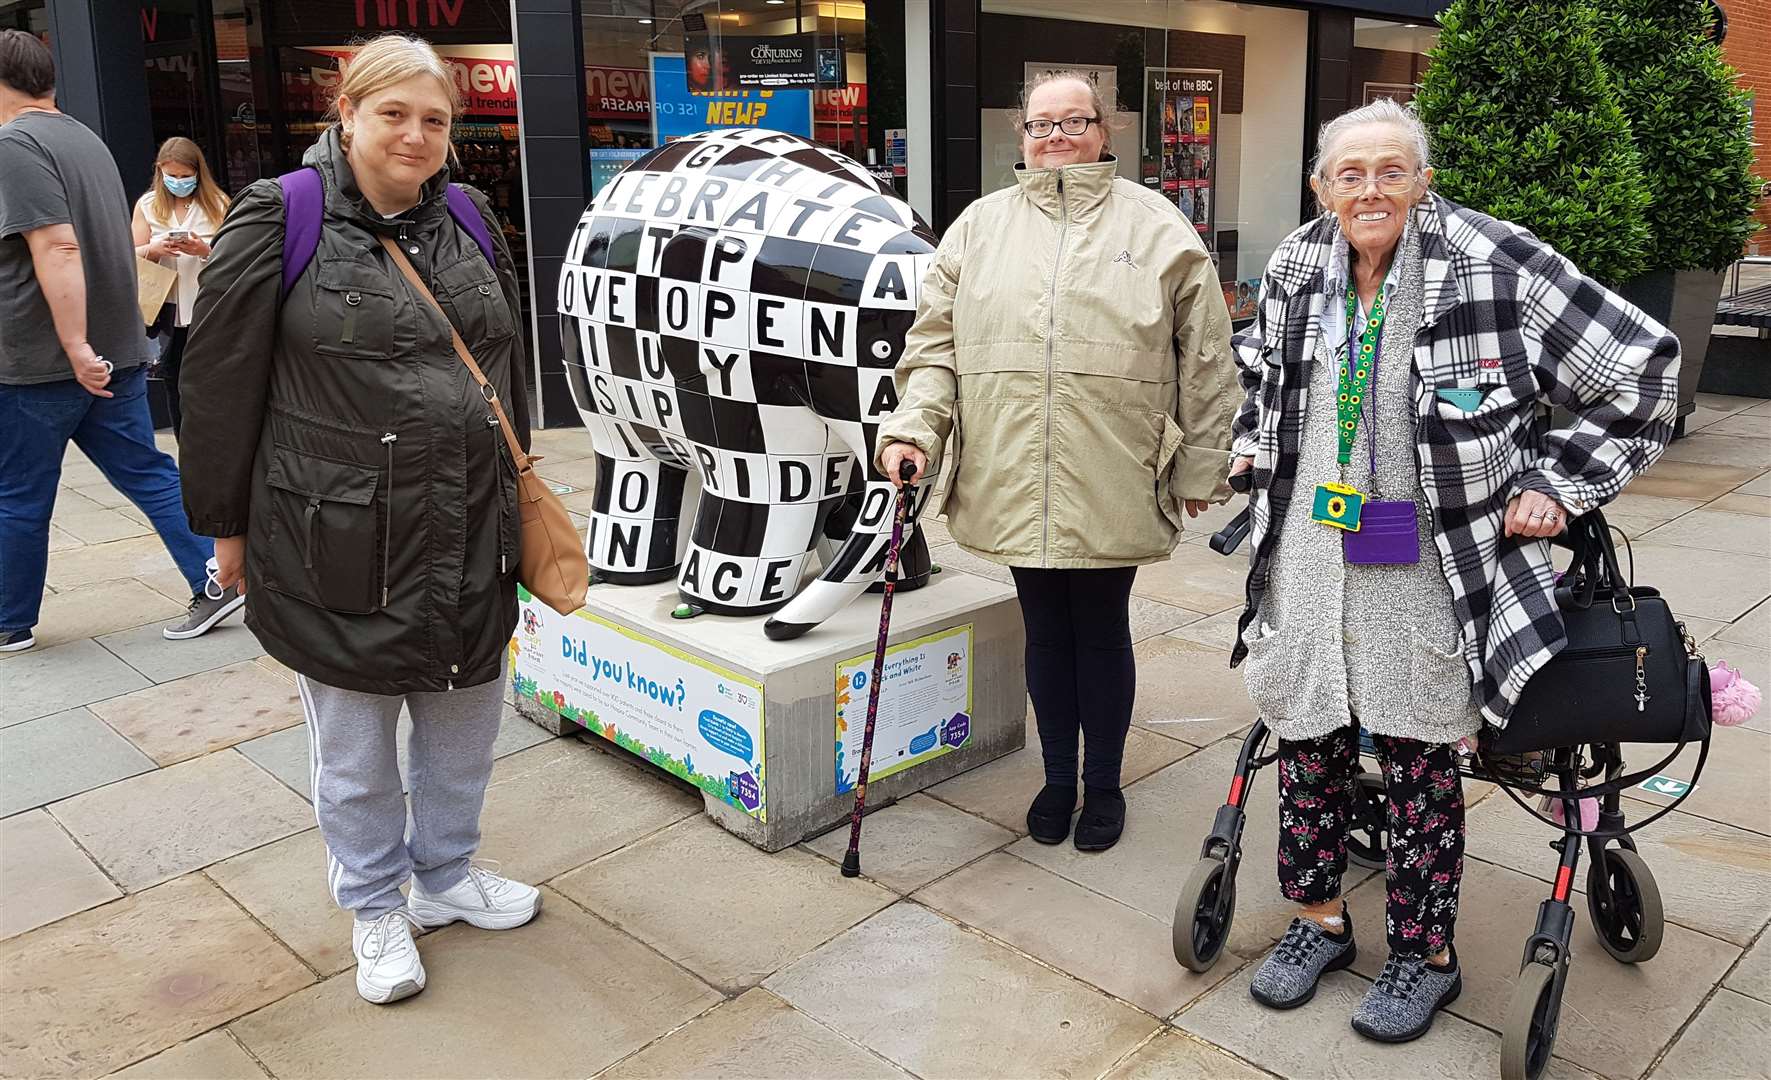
{"left": 376, "top": 236, "right": 530, "bottom": 472}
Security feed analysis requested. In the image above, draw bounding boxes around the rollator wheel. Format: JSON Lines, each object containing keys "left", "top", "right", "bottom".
{"left": 1346, "top": 771, "right": 1389, "bottom": 870}
{"left": 1501, "top": 961, "right": 1562, "bottom": 1080}
{"left": 1587, "top": 848, "right": 1664, "bottom": 964}
{"left": 1173, "top": 856, "right": 1237, "bottom": 972}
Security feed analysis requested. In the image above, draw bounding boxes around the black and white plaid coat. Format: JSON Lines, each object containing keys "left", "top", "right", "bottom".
{"left": 1229, "top": 193, "right": 1680, "bottom": 726}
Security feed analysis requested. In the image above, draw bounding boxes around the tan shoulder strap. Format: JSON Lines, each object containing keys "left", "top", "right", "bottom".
{"left": 377, "top": 235, "right": 530, "bottom": 470}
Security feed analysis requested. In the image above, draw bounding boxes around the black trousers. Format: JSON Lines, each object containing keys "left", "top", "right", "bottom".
{"left": 1276, "top": 726, "right": 1465, "bottom": 958}
{"left": 1009, "top": 566, "right": 1138, "bottom": 790}
{"left": 154, "top": 325, "right": 188, "bottom": 438}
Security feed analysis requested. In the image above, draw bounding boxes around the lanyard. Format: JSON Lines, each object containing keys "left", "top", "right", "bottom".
{"left": 1337, "top": 281, "right": 1386, "bottom": 469}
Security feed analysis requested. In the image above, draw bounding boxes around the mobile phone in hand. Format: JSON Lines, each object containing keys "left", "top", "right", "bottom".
{"left": 166, "top": 229, "right": 191, "bottom": 242}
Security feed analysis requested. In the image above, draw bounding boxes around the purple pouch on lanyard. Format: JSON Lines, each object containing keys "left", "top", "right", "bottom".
{"left": 1343, "top": 500, "right": 1420, "bottom": 564}
{"left": 1340, "top": 315, "right": 1420, "bottom": 566}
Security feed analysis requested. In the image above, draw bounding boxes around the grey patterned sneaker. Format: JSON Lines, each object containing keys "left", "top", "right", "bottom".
{"left": 162, "top": 562, "right": 244, "bottom": 640}
{"left": 1351, "top": 948, "right": 1462, "bottom": 1043}
{"left": 1250, "top": 910, "right": 1358, "bottom": 1009}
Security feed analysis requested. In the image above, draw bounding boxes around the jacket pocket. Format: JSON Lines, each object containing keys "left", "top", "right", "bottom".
{"left": 263, "top": 445, "right": 382, "bottom": 613}
{"left": 932, "top": 404, "right": 963, "bottom": 517}
{"left": 1408, "top": 627, "right": 1475, "bottom": 721}
{"left": 312, "top": 262, "right": 399, "bottom": 360}
{"left": 437, "top": 262, "right": 516, "bottom": 346}
{"left": 1418, "top": 383, "right": 1533, "bottom": 512}
{"left": 1157, "top": 413, "right": 1186, "bottom": 532}
{"left": 1240, "top": 619, "right": 1301, "bottom": 719}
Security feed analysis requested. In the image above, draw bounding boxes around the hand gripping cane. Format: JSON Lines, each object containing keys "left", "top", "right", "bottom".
{"left": 840, "top": 459, "right": 921, "bottom": 878}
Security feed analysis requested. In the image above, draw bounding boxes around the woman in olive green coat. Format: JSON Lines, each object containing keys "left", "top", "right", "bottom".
{"left": 877, "top": 72, "right": 1238, "bottom": 851}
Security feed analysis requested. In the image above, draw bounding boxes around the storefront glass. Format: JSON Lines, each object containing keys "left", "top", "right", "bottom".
{"left": 1351, "top": 17, "right": 1439, "bottom": 107}
{"left": 979, "top": 0, "right": 1310, "bottom": 322}
{"left": 0, "top": 0, "right": 47, "bottom": 37}
{"left": 583, "top": 1, "right": 907, "bottom": 199}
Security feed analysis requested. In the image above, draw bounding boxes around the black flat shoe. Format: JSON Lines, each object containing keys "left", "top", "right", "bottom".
{"left": 1073, "top": 786, "right": 1126, "bottom": 851}
{"left": 1026, "top": 784, "right": 1076, "bottom": 844}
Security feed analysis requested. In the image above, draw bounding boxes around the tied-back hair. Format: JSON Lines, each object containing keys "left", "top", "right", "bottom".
{"left": 328, "top": 34, "right": 461, "bottom": 164}
{"left": 1015, "top": 69, "right": 1128, "bottom": 153}
{"left": 149, "top": 137, "right": 229, "bottom": 229}
{"left": 1311, "top": 97, "right": 1432, "bottom": 209}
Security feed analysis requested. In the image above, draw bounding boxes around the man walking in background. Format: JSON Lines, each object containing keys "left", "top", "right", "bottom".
{"left": 0, "top": 29, "right": 240, "bottom": 653}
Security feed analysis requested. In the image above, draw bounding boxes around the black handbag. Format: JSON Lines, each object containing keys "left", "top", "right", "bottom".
{"left": 1491, "top": 509, "right": 1711, "bottom": 755}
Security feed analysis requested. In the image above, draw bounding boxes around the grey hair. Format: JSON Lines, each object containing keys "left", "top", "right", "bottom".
{"left": 1016, "top": 69, "right": 1127, "bottom": 153}
{"left": 1312, "top": 97, "right": 1431, "bottom": 183}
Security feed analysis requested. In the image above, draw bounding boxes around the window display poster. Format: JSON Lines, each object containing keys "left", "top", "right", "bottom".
{"left": 1144, "top": 68, "right": 1221, "bottom": 245}
{"left": 649, "top": 54, "right": 813, "bottom": 143}
{"left": 510, "top": 586, "right": 768, "bottom": 820}
{"left": 835, "top": 625, "right": 974, "bottom": 794}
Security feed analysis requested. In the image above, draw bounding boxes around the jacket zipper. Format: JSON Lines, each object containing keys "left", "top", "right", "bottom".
{"left": 489, "top": 412, "right": 507, "bottom": 575}
{"left": 1043, "top": 173, "right": 1069, "bottom": 564}
{"left": 380, "top": 432, "right": 398, "bottom": 607}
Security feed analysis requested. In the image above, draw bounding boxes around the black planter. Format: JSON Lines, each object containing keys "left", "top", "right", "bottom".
{"left": 1617, "top": 268, "right": 1727, "bottom": 436}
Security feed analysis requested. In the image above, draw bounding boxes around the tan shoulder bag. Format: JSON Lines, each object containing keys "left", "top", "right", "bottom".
{"left": 379, "top": 236, "right": 588, "bottom": 616}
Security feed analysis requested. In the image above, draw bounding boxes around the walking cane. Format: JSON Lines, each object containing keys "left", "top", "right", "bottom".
{"left": 840, "top": 459, "right": 920, "bottom": 879}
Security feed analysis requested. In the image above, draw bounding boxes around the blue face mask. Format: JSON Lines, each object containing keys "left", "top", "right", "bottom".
{"left": 163, "top": 173, "right": 198, "bottom": 198}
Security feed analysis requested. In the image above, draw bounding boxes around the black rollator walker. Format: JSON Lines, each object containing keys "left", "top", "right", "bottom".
{"left": 1175, "top": 473, "right": 1712, "bottom": 1080}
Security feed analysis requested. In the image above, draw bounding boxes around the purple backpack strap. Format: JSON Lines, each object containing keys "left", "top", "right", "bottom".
{"left": 279, "top": 170, "right": 494, "bottom": 294}
{"left": 277, "top": 167, "right": 324, "bottom": 297}
{"left": 445, "top": 184, "right": 497, "bottom": 269}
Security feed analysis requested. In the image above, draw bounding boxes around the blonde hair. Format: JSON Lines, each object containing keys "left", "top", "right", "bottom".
{"left": 1017, "top": 70, "right": 1126, "bottom": 154}
{"left": 328, "top": 34, "right": 460, "bottom": 152}
{"left": 150, "top": 137, "right": 229, "bottom": 227}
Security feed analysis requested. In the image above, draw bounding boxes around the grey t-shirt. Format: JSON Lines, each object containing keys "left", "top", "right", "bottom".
{"left": 0, "top": 110, "right": 152, "bottom": 385}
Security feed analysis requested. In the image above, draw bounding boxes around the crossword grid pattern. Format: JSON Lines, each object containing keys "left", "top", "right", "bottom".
{"left": 560, "top": 128, "right": 936, "bottom": 619}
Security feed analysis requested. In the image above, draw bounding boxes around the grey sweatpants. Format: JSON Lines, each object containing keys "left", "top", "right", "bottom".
{"left": 295, "top": 662, "right": 505, "bottom": 920}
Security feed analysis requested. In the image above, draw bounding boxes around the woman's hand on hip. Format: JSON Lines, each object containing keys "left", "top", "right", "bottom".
{"left": 1504, "top": 490, "right": 1569, "bottom": 539}
{"left": 881, "top": 442, "right": 927, "bottom": 488}
{"left": 213, "top": 535, "right": 247, "bottom": 595}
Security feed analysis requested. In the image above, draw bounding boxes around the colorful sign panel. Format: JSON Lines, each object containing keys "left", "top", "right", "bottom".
{"left": 835, "top": 625, "right": 974, "bottom": 794}
{"left": 649, "top": 53, "right": 813, "bottom": 143}
{"left": 511, "top": 587, "right": 767, "bottom": 820}
{"left": 1143, "top": 68, "right": 1222, "bottom": 248}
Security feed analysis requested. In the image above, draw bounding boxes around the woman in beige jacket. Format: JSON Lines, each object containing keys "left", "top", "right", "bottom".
{"left": 878, "top": 72, "right": 1238, "bottom": 851}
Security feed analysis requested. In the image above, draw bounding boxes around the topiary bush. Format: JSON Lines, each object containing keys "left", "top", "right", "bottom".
{"left": 1416, "top": 0, "right": 1652, "bottom": 285}
{"left": 1593, "top": 0, "right": 1762, "bottom": 272}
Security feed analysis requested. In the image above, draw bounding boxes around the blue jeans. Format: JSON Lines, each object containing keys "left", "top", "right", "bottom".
{"left": 0, "top": 366, "right": 211, "bottom": 634}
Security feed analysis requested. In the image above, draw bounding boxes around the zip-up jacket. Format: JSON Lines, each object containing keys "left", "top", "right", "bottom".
{"left": 876, "top": 157, "right": 1237, "bottom": 568}
{"left": 179, "top": 128, "right": 531, "bottom": 695}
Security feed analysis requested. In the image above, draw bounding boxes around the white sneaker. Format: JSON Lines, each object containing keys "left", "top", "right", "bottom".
{"left": 408, "top": 863, "right": 541, "bottom": 931}
{"left": 352, "top": 909, "right": 425, "bottom": 1004}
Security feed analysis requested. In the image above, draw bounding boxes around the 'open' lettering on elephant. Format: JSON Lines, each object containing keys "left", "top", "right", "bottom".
{"left": 560, "top": 128, "right": 937, "bottom": 638}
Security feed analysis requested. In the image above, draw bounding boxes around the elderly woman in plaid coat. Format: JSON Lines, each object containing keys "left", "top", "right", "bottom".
{"left": 1228, "top": 99, "right": 1678, "bottom": 1042}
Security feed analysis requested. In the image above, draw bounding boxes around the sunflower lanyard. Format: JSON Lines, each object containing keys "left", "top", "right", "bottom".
{"left": 1311, "top": 273, "right": 1389, "bottom": 532}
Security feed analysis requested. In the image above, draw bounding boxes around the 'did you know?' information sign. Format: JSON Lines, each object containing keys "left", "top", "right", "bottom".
{"left": 510, "top": 586, "right": 768, "bottom": 819}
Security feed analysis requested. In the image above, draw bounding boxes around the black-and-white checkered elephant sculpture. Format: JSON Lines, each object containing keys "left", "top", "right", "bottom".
{"left": 559, "top": 129, "right": 935, "bottom": 640}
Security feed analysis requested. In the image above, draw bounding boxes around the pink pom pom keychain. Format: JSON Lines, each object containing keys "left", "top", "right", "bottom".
{"left": 1709, "top": 661, "right": 1762, "bottom": 728}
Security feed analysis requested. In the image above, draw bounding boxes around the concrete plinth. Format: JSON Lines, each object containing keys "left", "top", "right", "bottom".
{"left": 507, "top": 572, "right": 1026, "bottom": 851}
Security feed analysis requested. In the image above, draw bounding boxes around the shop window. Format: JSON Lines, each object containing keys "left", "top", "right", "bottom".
{"left": 584, "top": 1, "right": 906, "bottom": 199}
{"left": 0, "top": 0, "right": 47, "bottom": 37}
{"left": 141, "top": 1, "right": 218, "bottom": 168}
{"left": 1351, "top": 18, "right": 1439, "bottom": 106}
{"left": 978, "top": 0, "right": 1308, "bottom": 323}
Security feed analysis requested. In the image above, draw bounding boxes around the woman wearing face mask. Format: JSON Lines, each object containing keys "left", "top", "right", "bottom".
{"left": 876, "top": 71, "right": 1238, "bottom": 852}
{"left": 178, "top": 34, "right": 536, "bottom": 1006}
{"left": 132, "top": 137, "right": 228, "bottom": 438}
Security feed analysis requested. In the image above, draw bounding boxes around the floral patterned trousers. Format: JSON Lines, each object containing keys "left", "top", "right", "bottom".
{"left": 1276, "top": 725, "right": 1465, "bottom": 958}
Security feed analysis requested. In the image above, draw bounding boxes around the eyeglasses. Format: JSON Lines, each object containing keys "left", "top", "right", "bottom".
{"left": 1023, "top": 116, "right": 1100, "bottom": 138}
{"left": 1328, "top": 169, "right": 1418, "bottom": 196}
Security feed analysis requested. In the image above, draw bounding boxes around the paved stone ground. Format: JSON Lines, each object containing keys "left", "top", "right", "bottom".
{"left": 3, "top": 395, "right": 1768, "bottom": 1080}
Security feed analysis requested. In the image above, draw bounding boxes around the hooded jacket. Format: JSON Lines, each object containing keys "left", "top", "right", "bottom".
{"left": 179, "top": 128, "right": 531, "bottom": 694}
